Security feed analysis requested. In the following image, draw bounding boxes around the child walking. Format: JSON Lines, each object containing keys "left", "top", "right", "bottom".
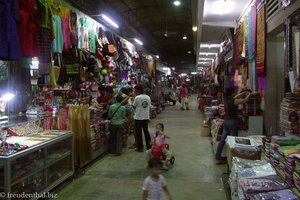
{"left": 143, "top": 158, "right": 173, "bottom": 200}
{"left": 146, "top": 123, "right": 172, "bottom": 169}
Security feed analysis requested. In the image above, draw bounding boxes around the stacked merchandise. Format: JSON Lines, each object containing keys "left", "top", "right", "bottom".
{"left": 280, "top": 98, "right": 300, "bottom": 136}
{"left": 229, "top": 157, "right": 297, "bottom": 200}
{"left": 245, "top": 94, "right": 261, "bottom": 116}
{"left": 211, "top": 119, "right": 225, "bottom": 156}
{"left": 90, "top": 122, "right": 110, "bottom": 152}
{"left": 262, "top": 136, "right": 300, "bottom": 189}
{"left": 294, "top": 156, "right": 300, "bottom": 193}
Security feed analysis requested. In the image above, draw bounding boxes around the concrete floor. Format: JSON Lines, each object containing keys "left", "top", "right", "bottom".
{"left": 57, "top": 96, "right": 227, "bottom": 200}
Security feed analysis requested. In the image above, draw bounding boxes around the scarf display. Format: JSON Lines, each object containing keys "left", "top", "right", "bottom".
{"left": 252, "top": 1, "right": 257, "bottom": 55}
{"left": 248, "top": 10, "right": 253, "bottom": 59}
{"left": 256, "top": 4, "right": 266, "bottom": 76}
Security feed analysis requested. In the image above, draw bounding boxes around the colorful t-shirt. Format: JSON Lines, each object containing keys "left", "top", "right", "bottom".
{"left": 155, "top": 135, "right": 165, "bottom": 147}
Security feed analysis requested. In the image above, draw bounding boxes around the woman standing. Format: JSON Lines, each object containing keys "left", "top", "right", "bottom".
{"left": 180, "top": 84, "right": 189, "bottom": 110}
{"left": 215, "top": 87, "right": 252, "bottom": 164}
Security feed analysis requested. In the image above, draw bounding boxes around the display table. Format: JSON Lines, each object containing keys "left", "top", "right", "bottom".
{"left": 0, "top": 131, "right": 74, "bottom": 199}
{"left": 226, "top": 136, "right": 263, "bottom": 169}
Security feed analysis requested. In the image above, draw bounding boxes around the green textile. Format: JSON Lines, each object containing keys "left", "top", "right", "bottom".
{"left": 88, "top": 30, "right": 98, "bottom": 54}
{"left": 108, "top": 103, "right": 126, "bottom": 126}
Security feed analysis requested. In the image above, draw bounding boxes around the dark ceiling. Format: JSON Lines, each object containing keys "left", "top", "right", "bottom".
{"left": 68, "top": 0, "right": 196, "bottom": 71}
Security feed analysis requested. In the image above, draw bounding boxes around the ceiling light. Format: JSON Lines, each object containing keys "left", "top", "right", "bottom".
{"left": 187, "top": 51, "right": 192, "bottom": 54}
{"left": 172, "top": 68, "right": 175, "bottom": 70}
{"left": 173, "top": 1, "right": 181, "bottom": 6}
{"left": 134, "top": 38, "right": 143, "bottom": 45}
{"left": 180, "top": 73, "right": 187, "bottom": 76}
{"left": 213, "top": 0, "right": 234, "bottom": 15}
{"left": 156, "top": 55, "right": 160, "bottom": 59}
{"left": 200, "top": 44, "right": 221, "bottom": 48}
{"left": 182, "top": 35, "right": 187, "bottom": 40}
{"left": 0, "top": 93, "right": 15, "bottom": 102}
{"left": 102, "top": 14, "right": 119, "bottom": 28}
{"left": 192, "top": 26, "right": 197, "bottom": 32}
{"left": 191, "top": 72, "right": 197, "bottom": 75}
{"left": 199, "top": 52, "right": 218, "bottom": 56}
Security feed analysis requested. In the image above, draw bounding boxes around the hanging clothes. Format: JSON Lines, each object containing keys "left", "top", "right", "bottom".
{"left": 52, "top": 15, "right": 63, "bottom": 53}
{"left": 70, "top": 11, "right": 77, "bottom": 47}
{"left": 78, "top": 16, "right": 89, "bottom": 50}
{"left": 0, "top": 0, "right": 21, "bottom": 60}
{"left": 17, "top": 0, "right": 39, "bottom": 57}
{"left": 256, "top": 4, "right": 266, "bottom": 76}
{"left": 59, "top": 6, "right": 71, "bottom": 50}
{"left": 89, "top": 29, "right": 98, "bottom": 54}
{"left": 37, "top": 0, "right": 53, "bottom": 72}
{"left": 69, "top": 105, "right": 92, "bottom": 167}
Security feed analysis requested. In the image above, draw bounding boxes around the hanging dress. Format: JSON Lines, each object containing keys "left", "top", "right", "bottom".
{"left": 0, "top": 0, "right": 21, "bottom": 60}
{"left": 60, "top": 6, "right": 71, "bottom": 50}
{"left": 17, "top": 0, "right": 39, "bottom": 57}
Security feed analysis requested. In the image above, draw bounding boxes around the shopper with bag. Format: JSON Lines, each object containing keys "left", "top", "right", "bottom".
{"left": 180, "top": 84, "right": 189, "bottom": 110}
{"left": 133, "top": 84, "right": 151, "bottom": 152}
{"left": 108, "top": 94, "right": 126, "bottom": 155}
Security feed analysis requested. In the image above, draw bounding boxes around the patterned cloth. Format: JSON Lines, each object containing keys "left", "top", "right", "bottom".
{"left": 256, "top": 4, "right": 266, "bottom": 76}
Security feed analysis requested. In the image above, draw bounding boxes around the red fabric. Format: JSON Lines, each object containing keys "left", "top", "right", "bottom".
{"left": 97, "top": 94, "right": 112, "bottom": 104}
{"left": 17, "top": 0, "right": 39, "bottom": 57}
{"left": 180, "top": 88, "right": 187, "bottom": 98}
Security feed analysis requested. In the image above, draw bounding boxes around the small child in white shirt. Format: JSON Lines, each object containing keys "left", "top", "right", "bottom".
{"left": 143, "top": 158, "right": 172, "bottom": 200}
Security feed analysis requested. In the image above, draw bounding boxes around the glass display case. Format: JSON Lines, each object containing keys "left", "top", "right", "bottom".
{"left": 0, "top": 131, "right": 74, "bottom": 199}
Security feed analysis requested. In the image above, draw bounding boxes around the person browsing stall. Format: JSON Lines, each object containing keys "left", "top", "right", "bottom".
{"left": 133, "top": 84, "right": 151, "bottom": 152}
{"left": 108, "top": 94, "right": 126, "bottom": 155}
{"left": 215, "top": 87, "right": 252, "bottom": 164}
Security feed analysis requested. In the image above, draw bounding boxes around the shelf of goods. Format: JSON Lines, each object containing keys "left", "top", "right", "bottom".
{"left": 0, "top": 131, "right": 74, "bottom": 199}
{"left": 228, "top": 135, "right": 300, "bottom": 200}
{"left": 280, "top": 97, "right": 300, "bottom": 136}
{"left": 86, "top": 121, "right": 110, "bottom": 167}
{"left": 211, "top": 119, "right": 227, "bottom": 157}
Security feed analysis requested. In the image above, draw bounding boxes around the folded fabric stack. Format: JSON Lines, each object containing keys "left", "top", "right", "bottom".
{"left": 248, "top": 189, "right": 299, "bottom": 200}
{"left": 229, "top": 157, "right": 272, "bottom": 200}
{"left": 211, "top": 119, "right": 224, "bottom": 143}
{"left": 240, "top": 175, "right": 290, "bottom": 197}
{"left": 280, "top": 98, "right": 300, "bottom": 135}
{"left": 245, "top": 94, "right": 261, "bottom": 116}
{"left": 262, "top": 137, "right": 271, "bottom": 160}
{"left": 293, "top": 155, "right": 300, "bottom": 193}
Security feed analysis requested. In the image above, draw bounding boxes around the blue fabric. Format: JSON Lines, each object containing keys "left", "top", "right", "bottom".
{"left": 215, "top": 120, "right": 239, "bottom": 160}
{"left": 0, "top": 0, "right": 21, "bottom": 60}
{"left": 52, "top": 15, "right": 63, "bottom": 53}
{"left": 248, "top": 10, "right": 253, "bottom": 59}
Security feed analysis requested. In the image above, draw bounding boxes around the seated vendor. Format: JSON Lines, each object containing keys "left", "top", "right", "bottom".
{"left": 167, "top": 92, "right": 176, "bottom": 106}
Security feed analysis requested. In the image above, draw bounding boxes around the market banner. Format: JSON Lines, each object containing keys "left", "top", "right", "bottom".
{"left": 256, "top": 4, "right": 266, "bottom": 76}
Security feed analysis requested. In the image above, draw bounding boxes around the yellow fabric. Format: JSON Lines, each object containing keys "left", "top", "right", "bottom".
{"left": 69, "top": 105, "right": 92, "bottom": 167}
{"left": 50, "top": 54, "right": 61, "bottom": 86}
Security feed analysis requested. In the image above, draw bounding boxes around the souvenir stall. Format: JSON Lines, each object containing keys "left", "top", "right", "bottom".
{"left": 221, "top": 2, "right": 300, "bottom": 200}
{"left": 0, "top": 0, "right": 161, "bottom": 196}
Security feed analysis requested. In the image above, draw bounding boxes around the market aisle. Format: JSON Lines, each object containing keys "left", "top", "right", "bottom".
{"left": 57, "top": 96, "right": 226, "bottom": 200}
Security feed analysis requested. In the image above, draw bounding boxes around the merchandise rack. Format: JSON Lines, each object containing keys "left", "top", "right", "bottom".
{"left": 0, "top": 131, "right": 74, "bottom": 200}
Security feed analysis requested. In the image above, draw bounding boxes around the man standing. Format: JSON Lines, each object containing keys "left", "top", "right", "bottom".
{"left": 133, "top": 84, "right": 151, "bottom": 152}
